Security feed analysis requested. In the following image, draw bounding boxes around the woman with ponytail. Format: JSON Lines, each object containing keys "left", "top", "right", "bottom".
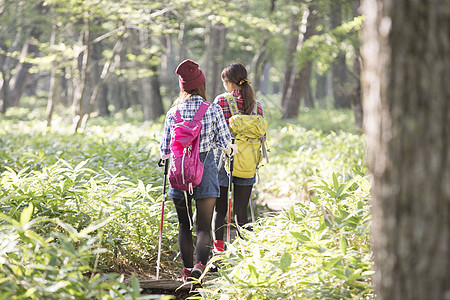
{"left": 212, "top": 62, "right": 264, "bottom": 253}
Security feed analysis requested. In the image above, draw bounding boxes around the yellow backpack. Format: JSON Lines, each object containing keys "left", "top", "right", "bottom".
{"left": 225, "top": 93, "right": 269, "bottom": 178}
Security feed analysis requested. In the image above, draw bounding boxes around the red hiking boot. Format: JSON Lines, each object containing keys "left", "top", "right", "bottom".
{"left": 191, "top": 261, "right": 206, "bottom": 280}
{"left": 182, "top": 267, "right": 192, "bottom": 283}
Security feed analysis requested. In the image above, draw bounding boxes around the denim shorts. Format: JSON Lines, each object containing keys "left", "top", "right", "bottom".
{"left": 215, "top": 150, "right": 256, "bottom": 187}
{"left": 168, "top": 151, "right": 220, "bottom": 200}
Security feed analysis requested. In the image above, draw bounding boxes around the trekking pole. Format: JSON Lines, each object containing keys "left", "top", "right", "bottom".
{"left": 227, "top": 141, "right": 234, "bottom": 244}
{"left": 156, "top": 158, "right": 169, "bottom": 280}
{"left": 249, "top": 194, "right": 255, "bottom": 223}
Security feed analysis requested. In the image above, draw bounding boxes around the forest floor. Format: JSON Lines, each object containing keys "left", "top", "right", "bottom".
{"left": 120, "top": 191, "right": 299, "bottom": 299}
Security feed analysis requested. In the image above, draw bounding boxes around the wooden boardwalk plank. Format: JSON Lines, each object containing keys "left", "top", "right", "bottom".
{"left": 137, "top": 279, "right": 190, "bottom": 290}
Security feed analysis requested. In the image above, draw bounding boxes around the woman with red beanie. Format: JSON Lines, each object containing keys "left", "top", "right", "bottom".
{"left": 212, "top": 62, "right": 264, "bottom": 254}
{"left": 160, "top": 59, "right": 237, "bottom": 283}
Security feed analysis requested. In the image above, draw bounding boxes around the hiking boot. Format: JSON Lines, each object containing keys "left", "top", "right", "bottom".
{"left": 182, "top": 267, "right": 192, "bottom": 283}
{"left": 191, "top": 261, "right": 206, "bottom": 280}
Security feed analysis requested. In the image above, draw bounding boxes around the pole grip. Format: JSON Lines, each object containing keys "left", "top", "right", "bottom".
{"left": 158, "top": 158, "right": 169, "bottom": 175}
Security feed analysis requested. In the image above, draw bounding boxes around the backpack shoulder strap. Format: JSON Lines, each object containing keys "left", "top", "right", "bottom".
{"left": 192, "top": 101, "right": 211, "bottom": 121}
{"left": 173, "top": 109, "right": 183, "bottom": 123}
{"left": 225, "top": 93, "right": 239, "bottom": 116}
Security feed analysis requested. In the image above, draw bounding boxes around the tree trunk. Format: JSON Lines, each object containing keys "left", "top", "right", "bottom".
{"left": 208, "top": 23, "right": 226, "bottom": 101}
{"left": 282, "top": 7, "right": 315, "bottom": 119}
{"left": 304, "top": 79, "right": 314, "bottom": 108}
{"left": 330, "top": 2, "right": 350, "bottom": 108}
{"left": 149, "top": 63, "right": 164, "bottom": 119}
{"left": 7, "top": 36, "right": 38, "bottom": 107}
{"left": 0, "top": 74, "right": 10, "bottom": 114}
{"left": 361, "top": 0, "right": 450, "bottom": 299}
{"left": 109, "top": 77, "right": 121, "bottom": 111}
{"left": 315, "top": 72, "right": 328, "bottom": 106}
{"left": 98, "top": 84, "right": 110, "bottom": 115}
{"left": 350, "top": 0, "right": 363, "bottom": 132}
{"left": 162, "top": 33, "right": 177, "bottom": 101}
{"left": 351, "top": 57, "right": 363, "bottom": 133}
{"left": 72, "top": 25, "right": 91, "bottom": 133}
{"left": 203, "top": 21, "right": 212, "bottom": 83}
{"left": 140, "top": 28, "right": 164, "bottom": 121}
{"left": 45, "top": 26, "right": 58, "bottom": 128}
{"left": 251, "top": 39, "right": 268, "bottom": 93}
{"left": 1, "top": 2, "right": 45, "bottom": 112}
{"left": 260, "top": 62, "right": 270, "bottom": 95}
{"left": 281, "top": 11, "right": 300, "bottom": 109}
{"left": 81, "top": 35, "right": 123, "bottom": 131}
{"left": 251, "top": 0, "right": 276, "bottom": 93}
{"left": 177, "top": 22, "right": 186, "bottom": 62}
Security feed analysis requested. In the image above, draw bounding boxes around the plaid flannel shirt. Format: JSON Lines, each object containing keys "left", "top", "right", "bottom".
{"left": 160, "top": 96, "right": 231, "bottom": 156}
{"left": 213, "top": 90, "right": 263, "bottom": 125}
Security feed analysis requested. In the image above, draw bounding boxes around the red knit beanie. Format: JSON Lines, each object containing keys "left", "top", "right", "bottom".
{"left": 175, "top": 59, "right": 206, "bottom": 91}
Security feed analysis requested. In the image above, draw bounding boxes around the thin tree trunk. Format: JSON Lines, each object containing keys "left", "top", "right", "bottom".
{"left": 98, "top": 84, "right": 109, "bottom": 115}
{"left": 0, "top": 16, "right": 25, "bottom": 114}
{"left": 351, "top": 57, "right": 363, "bottom": 133}
{"left": 281, "top": 11, "right": 300, "bottom": 109}
{"left": 177, "top": 22, "right": 186, "bottom": 62}
{"left": 203, "top": 22, "right": 212, "bottom": 94}
{"left": 304, "top": 78, "right": 313, "bottom": 108}
{"left": 149, "top": 63, "right": 164, "bottom": 119}
{"left": 6, "top": 28, "right": 41, "bottom": 108}
{"left": 330, "top": 2, "right": 350, "bottom": 108}
{"left": 251, "top": 39, "right": 268, "bottom": 93}
{"left": 209, "top": 23, "right": 226, "bottom": 100}
{"left": 350, "top": 0, "right": 363, "bottom": 132}
{"left": 138, "top": 30, "right": 152, "bottom": 120}
{"left": 72, "top": 25, "right": 91, "bottom": 133}
{"left": 4, "top": 3, "right": 44, "bottom": 110}
{"left": 110, "top": 77, "right": 120, "bottom": 110}
{"left": 0, "top": 73, "right": 10, "bottom": 114}
{"left": 46, "top": 25, "right": 57, "bottom": 128}
{"left": 139, "top": 29, "right": 164, "bottom": 120}
{"left": 315, "top": 72, "right": 328, "bottom": 104}
{"left": 260, "top": 62, "right": 270, "bottom": 95}
{"left": 282, "top": 7, "right": 315, "bottom": 119}
{"left": 81, "top": 36, "right": 123, "bottom": 130}
{"left": 163, "top": 33, "right": 177, "bottom": 100}
{"left": 251, "top": 0, "right": 276, "bottom": 93}
{"left": 361, "top": 0, "right": 450, "bottom": 299}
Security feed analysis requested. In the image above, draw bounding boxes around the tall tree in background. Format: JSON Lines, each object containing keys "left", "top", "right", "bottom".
{"left": 250, "top": 0, "right": 276, "bottom": 93}
{"left": 361, "top": 0, "right": 449, "bottom": 299}
{"left": 281, "top": 7, "right": 302, "bottom": 116}
{"left": 0, "top": 1, "right": 46, "bottom": 114}
{"left": 330, "top": 0, "right": 350, "bottom": 108}
{"left": 282, "top": 5, "right": 317, "bottom": 118}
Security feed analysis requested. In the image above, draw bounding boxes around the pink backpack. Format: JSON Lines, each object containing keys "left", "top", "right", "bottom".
{"left": 169, "top": 101, "right": 211, "bottom": 192}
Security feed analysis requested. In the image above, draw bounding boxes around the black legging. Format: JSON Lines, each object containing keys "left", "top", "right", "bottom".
{"left": 212, "top": 184, "right": 253, "bottom": 241}
{"left": 172, "top": 196, "right": 216, "bottom": 268}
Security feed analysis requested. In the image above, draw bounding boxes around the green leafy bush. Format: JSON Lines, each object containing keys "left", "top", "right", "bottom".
{"left": 0, "top": 115, "right": 180, "bottom": 292}
{"left": 0, "top": 203, "right": 166, "bottom": 299}
{"left": 259, "top": 120, "right": 366, "bottom": 200}
{"left": 201, "top": 174, "right": 373, "bottom": 299}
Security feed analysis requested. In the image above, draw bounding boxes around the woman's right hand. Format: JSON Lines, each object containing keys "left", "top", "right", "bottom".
{"left": 227, "top": 143, "right": 238, "bottom": 156}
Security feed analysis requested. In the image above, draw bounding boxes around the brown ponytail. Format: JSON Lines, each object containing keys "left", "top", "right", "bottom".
{"left": 221, "top": 63, "right": 256, "bottom": 115}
